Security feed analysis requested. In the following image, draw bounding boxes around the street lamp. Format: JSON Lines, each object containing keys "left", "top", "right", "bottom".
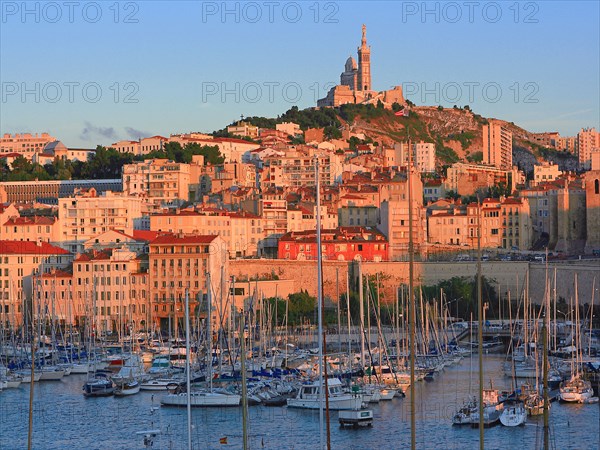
{"left": 445, "top": 297, "right": 463, "bottom": 321}
{"left": 556, "top": 309, "right": 569, "bottom": 322}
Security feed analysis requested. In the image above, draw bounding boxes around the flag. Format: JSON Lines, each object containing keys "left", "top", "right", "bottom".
{"left": 220, "top": 437, "right": 228, "bottom": 444}
{"left": 395, "top": 108, "right": 409, "bottom": 117}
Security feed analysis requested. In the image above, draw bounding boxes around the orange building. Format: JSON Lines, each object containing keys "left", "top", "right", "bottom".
{"left": 2, "top": 216, "right": 59, "bottom": 243}
{"left": 150, "top": 209, "right": 263, "bottom": 258}
{"left": 0, "top": 240, "right": 72, "bottom": 328}
{"left": 482, "top": 120, "right": 513, "bottom": 170}
{"left": 72, "top": 248, "right": 146, "bottom": 333}
{"left": 577, "top": 127, "right": 600, "bottom": 169}
{"left": 0, "top": 133, "right": 56, "bottom": 160}
{"left": 148, "top": 234, "right": 227, "bottom": 333}
{"left": 278, "top": 226, "right": 388, "bottom": 262}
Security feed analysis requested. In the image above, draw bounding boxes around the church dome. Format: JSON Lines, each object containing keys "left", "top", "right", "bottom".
{"left": 345, "top": 56, "right": 357, "bottom": 72}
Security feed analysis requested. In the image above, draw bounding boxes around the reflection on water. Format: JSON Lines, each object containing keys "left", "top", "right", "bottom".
{"left": 1, "top": 356, "right": 598, "bottom": 449}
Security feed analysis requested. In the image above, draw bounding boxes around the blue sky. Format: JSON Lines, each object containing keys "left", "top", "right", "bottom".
{"left": 1, "top": 1, "right": 599, "bottom": 147}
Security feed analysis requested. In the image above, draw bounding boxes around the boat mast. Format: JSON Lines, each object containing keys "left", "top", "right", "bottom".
{"left": 542, "top": 260, "right": 549, "bottom": 449}
{"left": 477, "top": 201, "right": 484, "bottom": 449}
{"left": 358, "top": 263, "right": 365, "bottom": 376}
{"left": 315, "top": 155, "right": 331, "bottom": 450}
{"left": 27, "top": 275, "right": 37, "bottom": 450}
{"left": 408, "top": 134, "right": 416, "bottom": 450}
{"left": 240, "top": 306, "right": 249, "bottom": 450}
{"left": 207, "top": 271, "right": 213, "bottom": 392}
{"left": 184, "top": 289, "right": 192, "bottom": 450}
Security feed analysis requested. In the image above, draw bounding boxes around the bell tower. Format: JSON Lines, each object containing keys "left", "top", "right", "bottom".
{"left": 357, "top": 24, "right": 371, "bottom": 91}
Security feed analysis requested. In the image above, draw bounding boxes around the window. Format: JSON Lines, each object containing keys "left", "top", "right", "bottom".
{"left": 596, "top": 179, "right": 599, "bottom": 195}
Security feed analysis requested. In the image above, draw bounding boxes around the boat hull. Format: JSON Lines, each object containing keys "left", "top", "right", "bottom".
{"left": 161, "top": 392, "right": 241, "bottom": 407}
{"left": 499, "top": 405, "right": 527, "bottom": 426}
{"left": 38, "top": 369, "right": 65, "bottom": 381}
{"left": 287, "top": 396, "right": 363, "bottom": 411}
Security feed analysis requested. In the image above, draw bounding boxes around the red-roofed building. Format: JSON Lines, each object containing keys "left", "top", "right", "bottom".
{"left": 0, "top": 203, "right": 18, "bottom": 233}
{"left": 0, "top": 240, "right": 72, "bottom": 327}
{"left": 278, "top": 227, "right": 388, "bottom": 261}
{"left": 71, "top": 247, "right": 148, "bottom": 331}
{"left": 423, "top": 179, "right": 446, "bottom": 202}
{"left": 150, "top": 209, "right": 262, "bottom": 258}
{"left": 82, "top": 229, "right": 154, "bottom": 253}
{"left": 2, "top": 215, "right": 59, "bottom": 243}
{"left": 0, "top": 132, "right": 56, "bottom": 160}
{"left": 148, "top": 234, "right": 227, "bottom": 332}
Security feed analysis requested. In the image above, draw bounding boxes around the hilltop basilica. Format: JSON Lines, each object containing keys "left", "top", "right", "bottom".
{"left": 317, "top": 25, "right": 405, "bottom": 107}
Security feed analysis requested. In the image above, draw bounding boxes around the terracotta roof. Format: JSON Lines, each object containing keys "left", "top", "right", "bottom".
{"left": 40, "top": 269, "right": 72, "bottom": 278}
{"left": 502, "top": 197, "right": 524, "bottom": 205}
{"left": 0, "top": 240, "right": 70, "bottom": 255}
{"left": 74, "top": 250, "right": 112, "bottom": 261}
{"left": 150, "top": 234, "right": 219, "bottom": 245}
{"left": 280, "top": 226, "right": 386, "bottom": 243}
{"left": 215, "top": 138, "right": 258, "bottom": 145}
{"left": 131, "top": 230, "right": 161, "bottom": 242}
{"left": 3, "top": 216, "right": 55, "bottom": 226}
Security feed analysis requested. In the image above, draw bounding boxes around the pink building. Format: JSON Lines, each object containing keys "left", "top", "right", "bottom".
{"left": 0, "top": 133, "right": 56, "bottom": 160}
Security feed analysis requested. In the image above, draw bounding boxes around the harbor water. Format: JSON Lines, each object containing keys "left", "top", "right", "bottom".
{"left": 1, "top": 356, "right": 598, "bottom": 449}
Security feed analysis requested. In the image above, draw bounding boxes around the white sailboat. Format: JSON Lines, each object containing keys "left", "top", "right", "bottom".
{"left": 161, "top": 280, "right": 240, "bottom": 407}
{"left": 499, "top": 401, "right": 527, "bottom": 426}
{"left": 559, "top": 274, "right": 594, "bottom": 403}
{"left": 559, "top": 375, "right": 593, "bottom": 403}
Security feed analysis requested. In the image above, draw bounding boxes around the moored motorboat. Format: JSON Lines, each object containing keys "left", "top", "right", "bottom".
{"left": 468, "top": 389, "right": 503, "bottom": 427}
{"left": 287, "top": 378, "right": 363, "bottom": 410}
{"left": 339, "top": 408, "right": 373, "bottom": 427}
{"left": 452, "top": 397, "right": 477, "bottom": 426}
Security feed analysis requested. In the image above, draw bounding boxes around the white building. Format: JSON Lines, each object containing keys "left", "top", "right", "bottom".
{"left": 395, "top": 141, "right": 436, "bottom": 173}
{"left": 58, "top": 190, "right": 145, "bottom": 253}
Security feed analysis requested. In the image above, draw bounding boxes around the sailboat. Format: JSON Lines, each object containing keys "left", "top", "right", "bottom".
{"left": 161, "top": 281, "right": 240, "bottom": 407}
{"left": 559, "top": 274, "right": 593, "bottom": 403}
{"left": 559, "top": 375, "right": 593, "bottom": 403}
{"left": 499, "top": 400, "right": 527, "bottom": 426}
{"left": 83, "top": 370, "right": 114, "bottom": 397}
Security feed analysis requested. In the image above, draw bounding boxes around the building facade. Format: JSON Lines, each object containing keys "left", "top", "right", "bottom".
{"left": 482, "top": 120, "right": 513, "bottom": 170}
{"left": 57, "top": 189, "right": 145, "bottom": 253}
{"left": 0, "top": 240, "right": 71, "bottom": 328}
{"left": 148, "top": 234, "right": 227, "bottom": 333}
{"left": 278, "top": 226, "right": 388, "bottom": 261}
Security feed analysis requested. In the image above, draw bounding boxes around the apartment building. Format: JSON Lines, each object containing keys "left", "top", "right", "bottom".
{"left": 278, "top": 226, "right": 388, "bottom": 261}
{"left": 148, "top": 234, "right": 227, "bottom": 333}
{"left": 57, "top": 189, "right": 145, "bottom": 253}
{"left": 122, "top": 158, "right": 203, "bottom": 210}
{"left": 0, "top": 240, "right": 71, "bottom": 328}
{"left": 150, "top": 209, "right": 262, "bottom": 258}
{"left": 71, "top": 248, "right": 147, "bottom": 332}
{"left": 0, "top": 133, "right": 56, "bottom": 160}
{"left": 482, "top": 120, "right": 513, "bottom": 170}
